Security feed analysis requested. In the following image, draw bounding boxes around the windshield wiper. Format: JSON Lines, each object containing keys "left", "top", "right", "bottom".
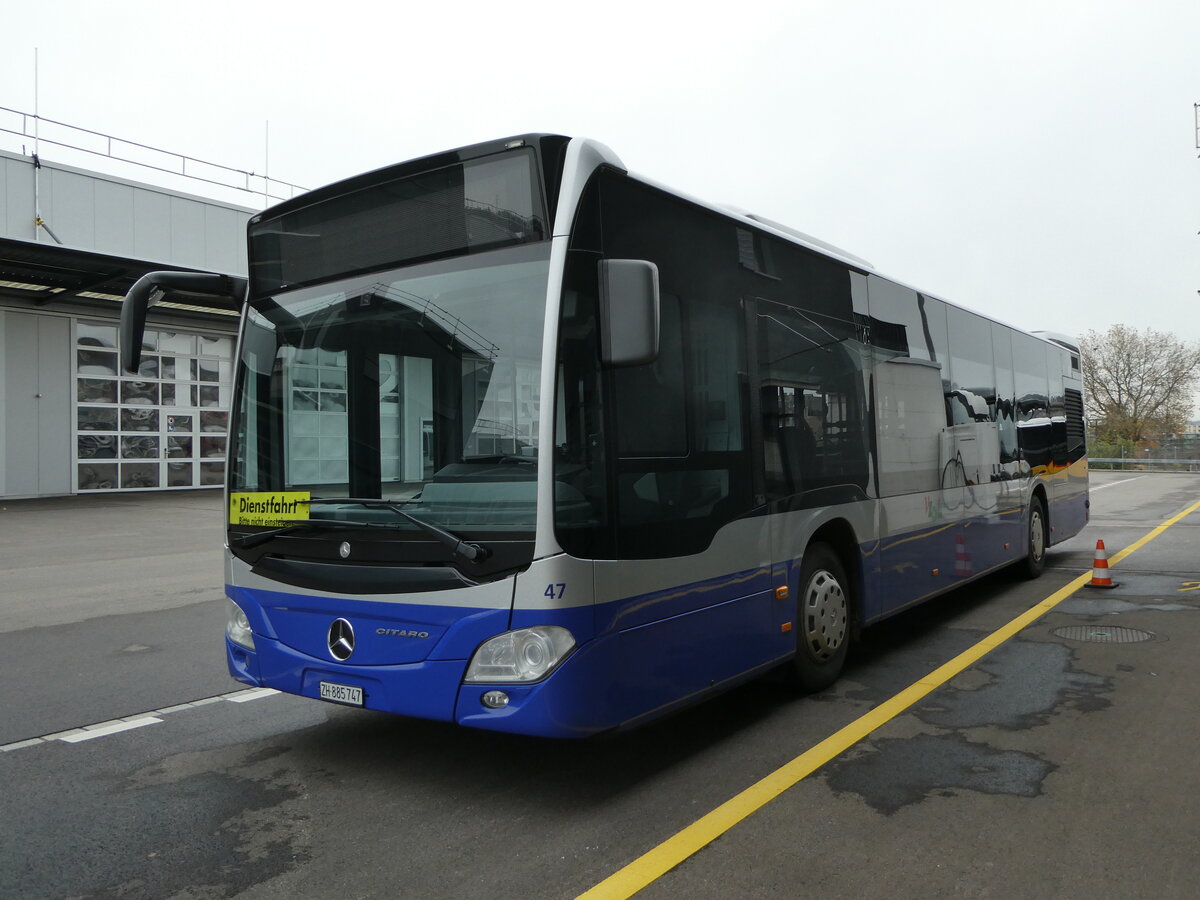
{"left": 231, "top": 517, "right": 402, "bottom": 550}
{"left": 462, "top": 454, "right": 536, "bottom": 466}
{"left": 305, "top": 497, "right": 491, "bottom": 564}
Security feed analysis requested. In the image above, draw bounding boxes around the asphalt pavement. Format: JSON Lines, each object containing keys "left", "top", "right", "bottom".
{"left": 2, "top": 475, "right": 1199, "bottom": 899}
{"left": 0, "top": 489, "right": 232, "bottom": 743}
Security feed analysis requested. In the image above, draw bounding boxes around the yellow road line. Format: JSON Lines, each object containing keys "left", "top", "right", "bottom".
{"left": 577, "top": 496, "right": 1200, "bottom": 900}
{"left": 1106, "top": 499, "right": 1200, "bottom": 565}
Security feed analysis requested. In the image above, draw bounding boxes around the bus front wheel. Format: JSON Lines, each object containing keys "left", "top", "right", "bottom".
{"left": 792, "top": 542, "right": 851, "bottom": 692}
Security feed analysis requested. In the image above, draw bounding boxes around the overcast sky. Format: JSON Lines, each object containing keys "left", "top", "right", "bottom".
{"left": 3, "top": 1, "right": 1198, "bottom": 366}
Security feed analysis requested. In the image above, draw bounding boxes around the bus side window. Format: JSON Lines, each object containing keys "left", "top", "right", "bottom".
{"left": 591, "top": 170, "right": 755, "bottom": 557}
{"left": 613, "top": 293, "right": 686, "bottom": 457}
{"left": 756, "top": 295, "right": 869, "bottom": 498}
{"left": 763, "top": 384, "right": 816, "bottom": 496}
{"left": 1012, "top": 333, "right": 1051, "bottom": 473}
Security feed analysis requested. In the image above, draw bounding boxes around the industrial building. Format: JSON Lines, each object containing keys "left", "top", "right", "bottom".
{"left": 0, "top": 137, "right": 262, "bottom": 499}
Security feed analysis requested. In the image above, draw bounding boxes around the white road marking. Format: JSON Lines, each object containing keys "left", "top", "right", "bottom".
{"left": 1090, "top": 476, "right": 1146, "bottom": 491}
{"left": 59, "top": 717, "right": 162, "bottom": 743}
{"left": 226, "top": 687, "right": 280, "bottom": 703}
{"left": 0, "top": 686, "right": 281, "bottom": 753}
{"left": 155, "top": 702, "right": 200, "bottom": 715}
{"left": 0, "top": 738, "right": 44, "bottom": 752}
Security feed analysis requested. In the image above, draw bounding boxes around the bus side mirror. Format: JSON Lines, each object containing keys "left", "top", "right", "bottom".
{"left": 120, "top": 271, "right": 247, "bottom": 373}
{"left": 598, "top": 259, "right": 660, "bottom": 367}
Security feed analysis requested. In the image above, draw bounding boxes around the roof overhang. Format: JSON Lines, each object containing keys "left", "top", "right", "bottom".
{"left": 0, "top": 237, "right": 241, "bottom": 318}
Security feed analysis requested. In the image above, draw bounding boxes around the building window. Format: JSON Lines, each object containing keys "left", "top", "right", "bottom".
{"left": 74, "top": 320, "right": 233, "bottom": 491}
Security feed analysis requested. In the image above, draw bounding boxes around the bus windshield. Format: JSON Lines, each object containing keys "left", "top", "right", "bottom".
{"left": 230, "top": 242, "right": 552, "bottom": 540}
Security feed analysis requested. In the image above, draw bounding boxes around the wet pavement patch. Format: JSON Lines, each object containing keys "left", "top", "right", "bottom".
{"left": 822, "top": 638, "right": 1114, "bottom": 816}
{"left": 825, "top": 733, "right": 1056, "bottom": 815}
{"left": 917, "top": 640, "right": 1112, "bottom": 730}
{"left": 1057, "top": 595, "right": 1195, "bottom": 615}
{"left": 1, "top": 768, "right": 305, "bottom": 899}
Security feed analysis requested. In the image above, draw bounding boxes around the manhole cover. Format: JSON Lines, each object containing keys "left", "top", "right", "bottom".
{"left": 1052, "top": 625, "right": 1155, "bottom": 644}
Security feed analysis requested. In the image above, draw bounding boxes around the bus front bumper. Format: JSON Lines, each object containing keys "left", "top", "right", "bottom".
{"left": 225, "top": 633, "right": 614, "bottom": 738}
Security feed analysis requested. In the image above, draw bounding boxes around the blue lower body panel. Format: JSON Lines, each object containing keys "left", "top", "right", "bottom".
{"left": 459, "top": 586, "right": 783, "bottom": 738}
{"left": 1051, "top": 490, "right": 1089, "bottom": 545}
{"left": 227, "top": 581, "right": 786, "bottom": 738}
{"left": 231, "top": 634, "right": 466, "bottom": 722}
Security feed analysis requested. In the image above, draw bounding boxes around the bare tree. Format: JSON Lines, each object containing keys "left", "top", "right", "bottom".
{"left": 1080, "top": 325, "right": 1200, "bottom": 443}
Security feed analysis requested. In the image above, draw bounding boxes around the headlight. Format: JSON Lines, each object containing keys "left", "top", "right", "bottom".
{"left": 226, "top": 599, "right": 256, "bottom": 650}
{"left": 464, "top": 626, "right": 575, "bottom": 683}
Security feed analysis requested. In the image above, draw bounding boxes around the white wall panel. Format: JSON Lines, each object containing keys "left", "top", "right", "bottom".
{"left": 37, "top": 315, "right": 71, "bottom": 495}
{"left": 3, "top": 157, "right": 36, "bottom": 241}
{"left": 169, "top": 197, "right": 207, "bottom": 266}
{"left": 204, "top": 205, "right": 243, "bottom": 273}
{"left": 93, "top": 180, "right": 136, "bottom": 256}
{"left": 0, "top": 311, "right": 6, "bottom": 496}
{"left": 2, "top": 313, "right": 37, "bottom": 494}
{"left": 132, "top": 188, "right": 173, "bottom": 261}
{"left": 50, "top": 170, "right": 96, "bottom": 249}
{"left": 1, "top": 150, "right": 253, "bottom": 275}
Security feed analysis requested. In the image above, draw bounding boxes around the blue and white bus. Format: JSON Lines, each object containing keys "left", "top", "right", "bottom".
{"left": 121, "top": 135, "right": 1089, "bottom": 737}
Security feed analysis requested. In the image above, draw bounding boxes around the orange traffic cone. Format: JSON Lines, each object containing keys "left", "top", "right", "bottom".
{"left": 1085, "top": 539, "right": 1119, "bottom": 589}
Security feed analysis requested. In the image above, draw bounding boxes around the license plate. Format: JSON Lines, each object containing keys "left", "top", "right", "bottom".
{"left": 319, "top": 681, "right": 363, "bottom": 706}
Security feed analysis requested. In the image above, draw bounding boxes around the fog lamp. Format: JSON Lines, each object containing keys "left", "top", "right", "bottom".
{"left": 481, "top": 691, "right": 510, "bottom": 709}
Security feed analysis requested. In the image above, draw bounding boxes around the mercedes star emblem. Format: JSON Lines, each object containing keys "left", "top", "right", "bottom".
{"left": 328, "top": 617, "right": 355, "bottom": 661}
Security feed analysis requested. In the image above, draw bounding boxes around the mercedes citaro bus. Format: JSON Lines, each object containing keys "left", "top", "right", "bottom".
{"left": 120, "top": 134, "right": 1088, "bottom": 737}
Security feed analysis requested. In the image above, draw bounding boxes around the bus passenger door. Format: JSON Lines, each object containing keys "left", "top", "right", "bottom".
{"left": 937, "top": 425, "right": 971, "bottom": 580}
{"left": 874, "top": 358, "right": 964, "bottom": 616}
{"left": 751, "top": 290, "right": 874, "bottom": 632}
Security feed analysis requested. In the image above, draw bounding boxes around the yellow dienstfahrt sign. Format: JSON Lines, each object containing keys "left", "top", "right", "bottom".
{"left": 229, "top": 492, "right": 311, "bottom": 526}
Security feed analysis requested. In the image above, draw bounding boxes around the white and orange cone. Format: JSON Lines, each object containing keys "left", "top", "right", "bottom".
{"left": 1085, "top": 539, "right": 1119, "bottom": 589}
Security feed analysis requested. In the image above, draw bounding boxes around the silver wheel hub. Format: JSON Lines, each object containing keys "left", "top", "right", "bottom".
{"left": 803, "top": 569, "right": 847, "bottom": 661}
{"left": 1031, "top": 510, "right": 1045, "bottom": 560}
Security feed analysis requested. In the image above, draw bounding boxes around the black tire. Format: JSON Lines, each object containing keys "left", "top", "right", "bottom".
{"left": 792, "top": 542, "right": 852, "bottom": 693}
{"left": 1021, "top": 495, "right": 1048, "bottom": 579}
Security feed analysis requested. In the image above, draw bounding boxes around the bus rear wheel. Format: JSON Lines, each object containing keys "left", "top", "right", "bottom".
{"left": 1021, "top": 496, "right": 1048, "bottom": 579}
{"left": 792, "top": 542, "right": 851, "bottom": 692}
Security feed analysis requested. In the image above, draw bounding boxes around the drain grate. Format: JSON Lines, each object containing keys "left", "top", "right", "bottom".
{"left": 1053, "top": 625, "right": 1155, "bottom": 644}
